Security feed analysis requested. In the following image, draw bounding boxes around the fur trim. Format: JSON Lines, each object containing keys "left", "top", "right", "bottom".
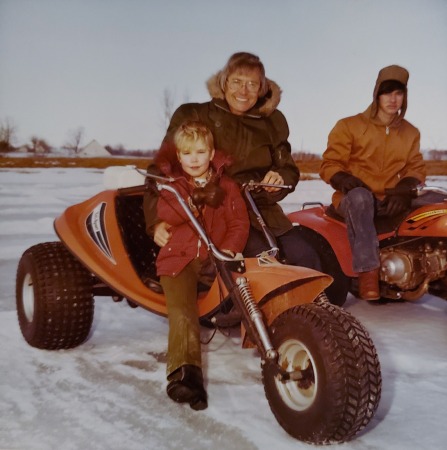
{"left": 206, "top": 72, "right": 281, "bottom": 117}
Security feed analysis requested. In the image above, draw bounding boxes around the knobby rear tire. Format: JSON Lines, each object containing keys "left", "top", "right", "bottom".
{"left": 16, "top": 242, "right": 94, "bottom": 350}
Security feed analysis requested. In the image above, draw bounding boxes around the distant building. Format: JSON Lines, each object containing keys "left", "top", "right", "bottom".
{"left": 34, "top": 143, "right": 49, "bottom": 154}
{"left": 16, "top": 145, "right": 31, "bottom": 153}
{"left": 78, "top": 139, "right": 111, "bottom": 157}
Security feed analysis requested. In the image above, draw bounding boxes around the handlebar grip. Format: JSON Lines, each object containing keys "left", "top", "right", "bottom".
{"left": 384, "top": 187, "right": 418, "bottom": 197}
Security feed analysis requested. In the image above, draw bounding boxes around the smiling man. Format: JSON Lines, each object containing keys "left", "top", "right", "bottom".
{"left": 145, "top": 52, "right": 322, "bottom": 274}
{"left": 319, "top": 65, "right": 427, "bottom": 300}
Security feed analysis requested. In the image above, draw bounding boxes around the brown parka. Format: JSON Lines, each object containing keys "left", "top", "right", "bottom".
{"left": 320, "top": 65, "right": 426, "bottom": 208}
{"left": 144, "top": 72, "right": 300, "bottom": 237}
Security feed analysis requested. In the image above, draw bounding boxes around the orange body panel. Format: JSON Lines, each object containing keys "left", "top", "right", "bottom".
{"left": 54, "top": 190, "right": 168, "bottom": 315}
{"left": 198, "top": 259, "right": 332, "bottom": 316}
{"left": 54, "top": 190, "right": 332, "bottom": 319}
{"left": 397, "top": 203, "right": 447, "bottom": 235}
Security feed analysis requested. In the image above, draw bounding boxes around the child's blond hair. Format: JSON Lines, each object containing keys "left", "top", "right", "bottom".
{"left": 173, "top": 120, "right": 214, "bottom": 153}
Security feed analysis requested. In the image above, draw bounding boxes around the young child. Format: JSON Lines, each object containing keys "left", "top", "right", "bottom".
{"left": 155, "top": 120, "right": 250, "bottom": 410}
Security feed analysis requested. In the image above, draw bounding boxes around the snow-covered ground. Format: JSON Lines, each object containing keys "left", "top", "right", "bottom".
{"left": 0, "top": 168, "right": 446, "bottom": 450}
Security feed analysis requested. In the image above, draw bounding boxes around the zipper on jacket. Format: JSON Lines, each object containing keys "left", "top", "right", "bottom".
{"left": 196, "top": 239, "right": 201, "bottom": 257}
{"left": 386, "top": 126, "right": 390, "bottom": 135}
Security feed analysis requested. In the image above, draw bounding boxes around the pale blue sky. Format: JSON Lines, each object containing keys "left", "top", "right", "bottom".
{"left": 1, "top": 0, "right": 446, "bottom": 153}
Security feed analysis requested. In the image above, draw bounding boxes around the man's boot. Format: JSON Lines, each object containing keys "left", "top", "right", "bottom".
{"left": 358, "top": 268, "right": 380, "bottom": 300}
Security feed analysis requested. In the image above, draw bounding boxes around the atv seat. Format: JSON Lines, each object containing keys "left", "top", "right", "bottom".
{"left": 115, "top": 194, "right": 160, "bottom": 287}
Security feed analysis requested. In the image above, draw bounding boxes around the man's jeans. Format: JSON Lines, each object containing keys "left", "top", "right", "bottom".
{"left": 337, "top": 188, "right": 447, "bottom": 273}
{"left": 243, "top": 225, "right": 322, "bottom": 271}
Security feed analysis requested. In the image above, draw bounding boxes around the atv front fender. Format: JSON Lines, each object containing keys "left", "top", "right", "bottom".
{"left": 238, "top": 257, "right": 332, "bottom": 348}
{"left": 242, "top": 257, "right": 333, "bottom": 324}
{"left": 288, "top": 206, "right": 356, "bottom": 277}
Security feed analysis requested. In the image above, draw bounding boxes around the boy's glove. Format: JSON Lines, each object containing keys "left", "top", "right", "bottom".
{"left": 192, "top": 182, "right": 225, "bottom": 208}
{"left": 383, "top": 177, "right": 420, "bottom": 217}
{"left": 329, "top": 171, "right": 370, "bottom": 194}
{"left": 387, "top": 177, "right": 420, "bottom": 196}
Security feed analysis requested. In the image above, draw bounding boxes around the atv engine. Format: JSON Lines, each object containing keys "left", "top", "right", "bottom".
{"left": 380, "top": 240, "right": 447, "bottom": 294}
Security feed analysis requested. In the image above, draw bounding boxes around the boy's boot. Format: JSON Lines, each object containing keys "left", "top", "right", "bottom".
{"left": 358, "top": 268, "right": 380, "bottom": 300}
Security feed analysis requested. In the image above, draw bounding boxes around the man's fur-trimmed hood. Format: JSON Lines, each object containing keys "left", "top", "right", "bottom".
{"left": 206, "top": 72, "right": 282, "bottom": 117}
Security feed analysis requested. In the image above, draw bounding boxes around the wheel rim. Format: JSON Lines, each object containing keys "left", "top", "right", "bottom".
{"left": 275, "top": 338, "right": 317, "bottom": 411}
{"left": 22, "top": 272, "right": 35, "bottom": 322}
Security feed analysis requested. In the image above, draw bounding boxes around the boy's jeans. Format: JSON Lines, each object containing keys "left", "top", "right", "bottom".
{"left": 337, "top": 188, "right": 380, "bottom": 273}
{"left": 337, "top": 187, "right": 447, "bottom": 273}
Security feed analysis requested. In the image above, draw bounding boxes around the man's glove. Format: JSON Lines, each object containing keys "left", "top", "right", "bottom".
{"left": 192, "top": 182, "right": 225, "bottom": 208}
{"left": 329, "top": 171, "right": 370, "bottom": 194}
{"left": 383, "top": 177, "right": 420, "bottom": 217}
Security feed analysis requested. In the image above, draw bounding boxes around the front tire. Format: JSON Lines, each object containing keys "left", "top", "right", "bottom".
{"left": 16, "top": 242, "right": 94, "bottom": 349}
{"left": 262, "top": 301, "right": 381, "bottom": 444}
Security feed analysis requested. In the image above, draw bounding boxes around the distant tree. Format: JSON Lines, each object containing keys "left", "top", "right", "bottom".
{"left": 161, "top": 88, "right": 175, "bottom": 131}
{"left": 64, "top": 127, "right": 85, "bottom": 155}
{"left": 30, "top": 136, "right": 51, "bottom": 154}
{"left": 292, "top": 151, "right": 321, "bottom": 161}
{"left": 428, "top": 150, "right": 439, "bottom": 161}
{"left": 159, "top": 87, "right": 191, "bottom": 133}
{"left": 115, "top": 144, "right": 126, "bottom": 155}
{"left": 104, "top": 144, "right": 126, "bottom": 155}
{"left": 0, "top": 117, "right": 17, "bottom": 152}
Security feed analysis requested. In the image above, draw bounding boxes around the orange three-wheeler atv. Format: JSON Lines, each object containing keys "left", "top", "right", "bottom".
{"left": 15, "top": 166, "right": 381, "bottom": 445}
{"left": 288, "top": 185, "right": 447, "bottom": 306}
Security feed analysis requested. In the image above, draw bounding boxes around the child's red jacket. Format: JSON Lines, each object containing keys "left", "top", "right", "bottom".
{"left": 155, "top": 148, "right": 250, "bottom": 277}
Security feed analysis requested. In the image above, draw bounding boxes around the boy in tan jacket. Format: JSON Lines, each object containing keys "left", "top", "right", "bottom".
{"left": 320, "top": 65, "right": 426, "bottom": 300}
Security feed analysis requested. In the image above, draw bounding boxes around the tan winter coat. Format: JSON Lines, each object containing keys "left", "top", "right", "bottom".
{"left": 320, "top": 65, "right": 426, "bottom": 208}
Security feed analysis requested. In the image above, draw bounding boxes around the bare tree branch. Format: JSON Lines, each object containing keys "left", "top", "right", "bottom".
{"left": 160, "top": 88, "right": 175, "bottom": 131}
{"left": 0, "top": 117, "right": 17, "bottom": 152}
{"left": 64, "top": 127, "right": 85, "bottom": 155}
{"left": 30, "top": 136, "right": 51, "bottom": 154}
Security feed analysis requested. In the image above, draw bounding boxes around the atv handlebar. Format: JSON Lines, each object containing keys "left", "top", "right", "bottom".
{"left": 384, "top": 185, "right": 447, "bottom": 197}
{"left": 139, "top": 170, "right": 236, "bottom": 261}
{"left": 139, "top": 169, "right": 293, "bottom": 262}
{"left": 241, "top": 181, "right": 293, "bottom": 257}
{"left": 417, "top": 185, "right": 447, "bottom": 196}
{"left": 154, "top": 182, "right": 237, "bottom": 262}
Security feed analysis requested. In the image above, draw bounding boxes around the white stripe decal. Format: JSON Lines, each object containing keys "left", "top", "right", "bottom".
{"left": 86, "top": 202, "right": 116, "bottom": 264}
